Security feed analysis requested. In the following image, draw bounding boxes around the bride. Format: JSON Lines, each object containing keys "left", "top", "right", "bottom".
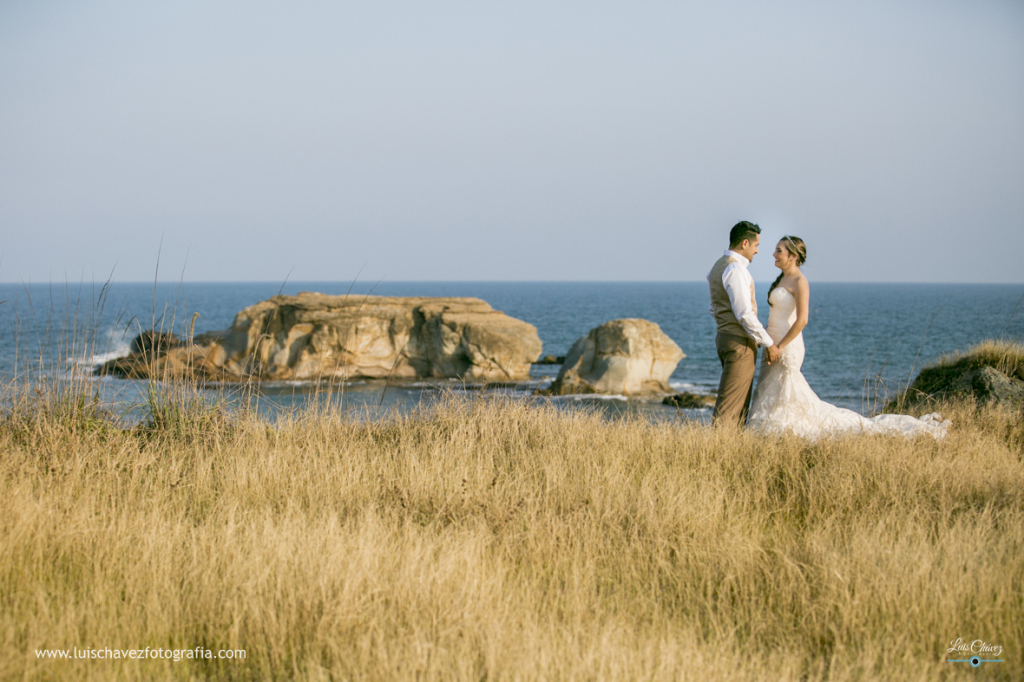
{"left": 747, "top": 236, "right": 949, "bottom": 439}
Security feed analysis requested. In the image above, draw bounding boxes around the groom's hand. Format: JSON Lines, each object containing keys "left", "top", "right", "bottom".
{"left": 766, "top": 345, "right": 781, "bottom": 364}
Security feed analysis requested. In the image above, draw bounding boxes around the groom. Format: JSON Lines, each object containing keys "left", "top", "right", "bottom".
{"left": 707, "top": 221, "right": 781, "bottom": 427}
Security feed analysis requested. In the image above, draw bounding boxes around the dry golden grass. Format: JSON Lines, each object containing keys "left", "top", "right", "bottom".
{"left": 1, "top": 390, "right": 1022, "bottom": 681}
{"left": 933, "top": 340, "right": 1024, "bottom": 376}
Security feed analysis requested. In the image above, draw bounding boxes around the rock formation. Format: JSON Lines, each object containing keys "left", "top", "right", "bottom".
{"left": 98, "top": 293, "right": 543, "bottom": 383}
{"left": 130, "top": 330, "right": 180, "bottom": 355}
{"left": 539, "top": 319, "right": 684, "bottom": 396}
{"left": 663, "top": 392, "right": 716, "bottom": 409}
{"left": 534, "top": 355, "right": 566, "bottom": 365}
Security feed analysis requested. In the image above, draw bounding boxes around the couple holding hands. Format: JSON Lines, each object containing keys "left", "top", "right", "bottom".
{"left": 707, "top": 221, "right": 948, "bottom": 439}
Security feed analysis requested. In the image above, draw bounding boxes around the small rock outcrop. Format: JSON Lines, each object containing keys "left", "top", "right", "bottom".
{"left": 894, "top": 341, "right": 1024, "bottom": 409}
{"left": 98, "top": 293, "right": 543, "bottom": 383}
{"left": 539, "top": 319, "right": 684, "bottom": 396}
{"left": 101, "top": 331, "right": 183, "bottom": 378}
{"left": 534, "top": 355, "right": 566, "bottom": 365}
{"left": 130, "top": 331, "right": 180, "bottom": 356}
{"left": 663, "top": 392, "right": 716, "bottom": 409}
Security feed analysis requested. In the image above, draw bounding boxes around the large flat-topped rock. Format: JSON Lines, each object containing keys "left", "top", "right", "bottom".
{"left": 99, "top": 293, "right": 543, "bottom": 383}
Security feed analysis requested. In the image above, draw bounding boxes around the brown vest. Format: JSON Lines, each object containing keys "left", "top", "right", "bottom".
{"left": 708, "top": 254, "right": 756, "bottom": 339}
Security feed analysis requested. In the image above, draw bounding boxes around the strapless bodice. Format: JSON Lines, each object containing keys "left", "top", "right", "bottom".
{"left": 767, "top": 287, "right": 798, "bottom": 344}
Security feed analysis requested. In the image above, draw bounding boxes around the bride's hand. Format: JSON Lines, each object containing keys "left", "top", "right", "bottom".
{"left": 765, "top": 345, "right": 781, "bottom": 364}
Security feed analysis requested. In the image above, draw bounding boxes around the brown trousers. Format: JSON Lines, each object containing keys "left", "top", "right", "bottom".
{"left": 713, "top": 332, "right": 757, "bottom": 427}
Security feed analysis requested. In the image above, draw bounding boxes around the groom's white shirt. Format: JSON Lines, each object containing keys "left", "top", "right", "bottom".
{"left": 708, "top": 249, "right": 774, "bottom": 347}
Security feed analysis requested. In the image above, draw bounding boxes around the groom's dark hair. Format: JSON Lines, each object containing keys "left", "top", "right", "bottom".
{"left": 729, "top": 221, "right": 761, "bottom": 248}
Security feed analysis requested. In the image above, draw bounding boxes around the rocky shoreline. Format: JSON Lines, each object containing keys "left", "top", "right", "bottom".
{"left": 94, "top": 293, "right": 1024, "bottom": 414}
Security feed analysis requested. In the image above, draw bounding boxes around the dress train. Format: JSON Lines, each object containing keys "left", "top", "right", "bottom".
{"left": 747, "top": 288, "right": 949, "bottom": 439}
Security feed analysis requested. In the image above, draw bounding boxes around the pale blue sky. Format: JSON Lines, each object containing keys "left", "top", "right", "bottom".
{"left": 1, "top": 0, "right": 1022, "bottom": 283}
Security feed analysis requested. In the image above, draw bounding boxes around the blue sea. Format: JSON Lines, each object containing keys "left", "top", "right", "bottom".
{"left": 1, "top": 281, "right": 1022, "bottom": 421}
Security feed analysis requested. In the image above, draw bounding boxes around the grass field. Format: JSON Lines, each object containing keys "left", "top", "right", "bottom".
{"left": 1, "top": 373, "right": 1022, "bottom": 680}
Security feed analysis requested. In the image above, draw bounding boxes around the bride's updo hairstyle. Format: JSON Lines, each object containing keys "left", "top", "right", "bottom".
{"left": 767, "top": 236, "right": 807, "bottom": 306}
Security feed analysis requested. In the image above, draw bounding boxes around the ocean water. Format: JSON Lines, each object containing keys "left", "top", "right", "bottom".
{"left": 1, "top": 281, "right": 1022, "bottom": 421}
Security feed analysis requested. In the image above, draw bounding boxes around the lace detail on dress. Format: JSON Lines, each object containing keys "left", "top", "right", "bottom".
{"left": 747, "top": 288, "right": 949, "bottom": 440}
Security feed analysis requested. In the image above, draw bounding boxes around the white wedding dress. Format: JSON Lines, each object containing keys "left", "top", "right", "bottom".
{"left": 747, "top": 287, "right": 949, "bottom": 439}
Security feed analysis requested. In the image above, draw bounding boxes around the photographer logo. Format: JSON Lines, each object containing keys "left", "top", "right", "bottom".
{"left": 946, "top": 638, "right": 1003, "bottom": 668}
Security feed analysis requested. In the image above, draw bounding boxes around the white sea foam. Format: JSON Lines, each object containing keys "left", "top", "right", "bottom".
{"left": 65, "top": 347, "right": 131, "bottom": 375}
{"left": 84, "top": 348, "right": 131, "bottom": 365}
{"left": 549, "top": 394, "right": 628, "bottom": 402}
{"left": 65, "top": 326, "right": 133, "bottom": 368}
{"left": 669, "top": 380, "right": 699, "bottom": 392}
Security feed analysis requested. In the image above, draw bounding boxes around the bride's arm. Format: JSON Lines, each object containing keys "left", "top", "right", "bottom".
{"left": 776, "top": 278, "right": 809, "bottom": 350}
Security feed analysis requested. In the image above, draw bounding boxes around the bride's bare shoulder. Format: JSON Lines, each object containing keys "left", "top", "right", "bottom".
{"left": 782, "top": 272, "right": 808, "bottom": 291}
{"left": 796, "top": 274, "right": 810, "bottom": 299}
{"left": 784, "top": 273, "right": 810, "bottom": 299}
